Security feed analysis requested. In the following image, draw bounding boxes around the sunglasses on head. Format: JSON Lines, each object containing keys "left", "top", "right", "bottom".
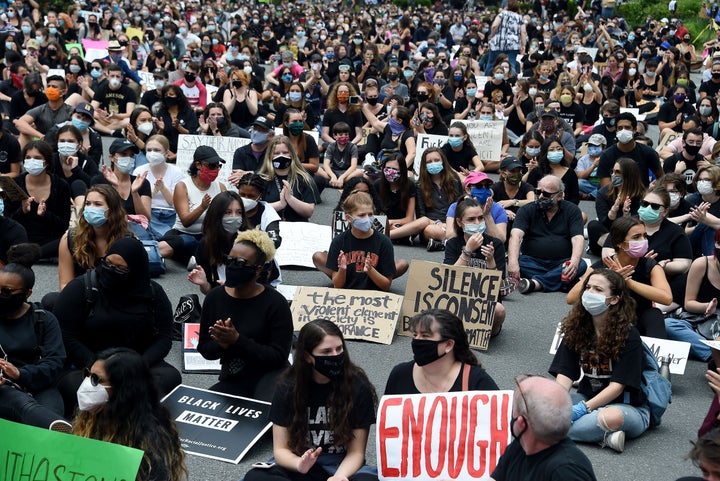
{"left": 640, "top": 200, "right": 665, "bottom": 210}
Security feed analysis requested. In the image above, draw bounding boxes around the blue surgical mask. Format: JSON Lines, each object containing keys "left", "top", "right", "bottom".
{"left": 72, "top": 118, "right": 90, "bottom": 131}
{"left": 466, "top": 88, "right": 477, "bottom": 97}
{"left": 447, "top": 137, "right": 463, "bottom": 148}
{"left": 83, "top": 206, "right": 108, "bottom": 227}
{"left": 547, "top": 151, "right": 564, "bottom": 163}
{"left": 251, "top": 130, "right": 269, "bottom": 145}
{"left": 638, "top": 204, "right": 661, "bottom": 224}
{"left": 0, "top": 198, "right": 4, "bottom": 216}
{"left": 588, "top": 145, "right": 603, "bottom": 156}
{"left": 351, "top": 216, "right": 373, "bottom": 232}
{"left": 464, "top": 222, "right": 486, "bottom": 236}
{"left": 471, "top": 187, "right": 492, "bottom": 204}
{"left": 479, "top": 114, "right": 493, "bottom": 121}
{"left": 281, "top": 73, "right": 293, "bottom": 83}
{"left": 426, "top": 162, "right": 443, "bottom": 175}
{"left": 288, "top": 91, "right": 302, "bottom": 102}
{"left": 526, "top": 146, "right": 541, "bottom": 157}
{"left": 115, "top": 156, "right": 135, "bottom": 174}
{"left": 24, "top": 158, "right": 45, "bottom": 176}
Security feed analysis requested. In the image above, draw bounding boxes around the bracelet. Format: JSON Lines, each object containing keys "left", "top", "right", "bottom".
{"left": 462, "top": 247, "right": 473, "bottom": 257}
{"left": 581, "top": 400, "right": 593, "bottom": 412}
{"left": 459, "top": 254, "right": 470, "bottom": 262}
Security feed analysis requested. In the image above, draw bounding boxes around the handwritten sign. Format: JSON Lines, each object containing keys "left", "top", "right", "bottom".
{"left": 400, "top": 260, "right": 501, "bottom": 350}
{"left": 577, "top": 47, "right": 599, "bottom": 60}
{"left": 332, "top": 210, "right": 387, "bottom": 238}
{"left": 455, "top": 120, "right": 504, "bottom": 163}
{"left": 0, "top": 418, "right": 143, "bottom": 480}
{"left": 161, "top": 385, "right": 272, "bottom": 464}
{"left": 183, "top": 323, "right": 221, "bottom": 374}
{"left": 550, "top": 327, "right": 691, "bottom": 375}
{"left": 414, "top": 133, "right": 447, "bottom": 174}
{"left": 47, "top": 68, "right": 66, "bottom": 79}
{"left": 137, "top": 70, "right": 155, "bottom": 88}
{"left": 176, "top": 134, "right": 250, "bottom": 188}
{"left": 291, "top": 286, "right": 403, "bottom": 345}
{"left": 377, "top": 391, "right": 513, "bottom": 480}
{"left": 0, "top": 176, "right": 29, "bottom": 201}
{"left": 206, "top": 84, "right": 219, "bottom": 104}
{"left": 275, "top": 221, "right": 331, "bottom": 267}
{"left": 656, "top": 131, "right": 680, "bottom": 152}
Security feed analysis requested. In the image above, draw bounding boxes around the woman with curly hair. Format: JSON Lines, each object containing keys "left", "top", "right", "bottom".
{"left": 568, "top": 217, "right": 672, "bottom": 339}
{"left": 197, "top": 230, "right": 292, "bottom": 400}
{"left": 550, "top": 268, "right": 650, "bottom": 453}
{"left": 73, "top": 348, "right": 188, "bottom": 481}
{"left": 57, "top": 184, "right": 129, "bottom": 290}
{"left": 244, "top": 319, "right": 378, "bottom": 481}
{"left": 385, "top": 308, "right": 498, "bottom": 394}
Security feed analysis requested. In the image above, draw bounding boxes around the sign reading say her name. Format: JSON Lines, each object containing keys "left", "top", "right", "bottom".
{"left": 176, "top": 134, "right": 251, "bottom": 189}
{"left": 291, "top": 286, "right": 403, "bottom": 345}
{"left": 455, "top": 120, "right": 504, "bottom": 163}
{"left": 376, "top": 391, "right": 513, "bottom": 481}
{"left": 414, "top": 134, "right": 447, "bottom": 174}
{"left": 161, "top": 385, "right": 271, "bottom": 464}
{"left": 332, "top": 211, "right": 387, "bottom": 238}
{"left": 400, "top": 260, "right": 501, "bottom": 350}
{"left": 0, "top": 418, "right": 143, "bottom": 480}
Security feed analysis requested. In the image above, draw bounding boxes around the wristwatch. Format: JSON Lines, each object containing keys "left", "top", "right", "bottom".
{"left": 514, "top": 199, "right": 519, "bottom": 207}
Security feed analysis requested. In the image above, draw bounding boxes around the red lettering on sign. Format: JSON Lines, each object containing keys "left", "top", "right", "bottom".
{"left": 447, "top": 395, "right": 469, "bottom": 478}
{"left": 489, "top": 393, "right": 511, "bottom": 474}
{"left": 402, "top": 397, "right": 426, "bottom": 477}
{"left": 467, "top": 394, "right": 489, "bottom": 478}
{"left": 424, "top": 396, "right": 447, "bottom": 477}
{"left": 378, "top": 397, "right": 402, "bottom": 477}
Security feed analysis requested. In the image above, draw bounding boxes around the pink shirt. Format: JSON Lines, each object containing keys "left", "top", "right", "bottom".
{"left": 173, "top": 79, "right": 207, "bottom": 109}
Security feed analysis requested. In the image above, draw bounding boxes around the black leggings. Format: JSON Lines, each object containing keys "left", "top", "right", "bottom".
{"left": 245, "top": 463, "right": 377, "bottom": 481}
{"left": 637, "top": 308, "right": 667, "bottom": 339}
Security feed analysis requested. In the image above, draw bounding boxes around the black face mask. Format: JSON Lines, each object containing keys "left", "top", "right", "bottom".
{"left": 536, "top": 197, "right": 556, "bottom": 211}
{"left": 387, "top": 73, "right": 398, "bottom": 81}
{"left": 510, "top": 415, "right": 527, "bottom": 440}
{"left": 184, "top": 72, "right": 196, "bottom": 83}
{"left": 164, "top": 97, "right": 178, "bottom": 106}
{"left": 96, "top": 261, "right": 130, "bottom": 291}
{"left": 411, "top": 338, "right": 446, "bottom": 366}
{"left": 155, "top": 51, "right": 164, "bottom": 58}
{"left": 224, "top": 264, "right": 257, "bottom": 287}
{"left": 312, "top": 352, "right": 345, "bottom": 380}
{"left": 366, "top": 97, "right": 379, "bottom": 106}
{"left": 215, "top": 117, "right": 225, "bottom": 127}
{"left": 417, "top": 92, "right": 429, "bottom": 102}
{"left": 603, "top": 116, "right": 617, "bottom": 127}
{"left": 685, "top": 144, "right": 701, "bottom": 157}
{"left": 0, "top": 292, "right": 26, "bottom": 315}
{"left": 713, "top": 72, "right": 720, "bottom": 80}
{"left": 273, "top": 155, "right": 292, "bottom": 170}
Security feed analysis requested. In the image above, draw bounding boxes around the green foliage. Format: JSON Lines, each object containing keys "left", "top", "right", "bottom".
{"left": 393, "top": 0, "right": 432, "bottom": 7}
{"left": 618, "top": 0, "right": 668, "bottom": 27}
{"left": 42, "top": 0, "right": 75, "bottom": 14}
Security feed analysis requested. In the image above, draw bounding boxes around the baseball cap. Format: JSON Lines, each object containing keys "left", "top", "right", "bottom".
{"left": 193, "top": 146, "right": 225, "bottom": 165}
{"left": 109, "top": 138, "right": 139, "bottom": 155}
{"left": 500, "top": 156, "right": 523, "bottom": 171}
{"left": 540, "top": 107, "right": 558, "bottom": 118}
{"left": 74, "top": 102, "right": 95, "bottom": 121}
{"left": 588, "top": 134, "right": 607, "bottom": 146}
{"left": 463, "top": 171, "right": 491, "bottom": 188}
{"left": 252, "top": 116, "right": 274, "bottom": 131}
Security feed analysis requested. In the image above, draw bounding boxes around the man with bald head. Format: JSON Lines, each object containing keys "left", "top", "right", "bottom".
{"left": 491, "top": 375, "right": 597, "bottom": 481}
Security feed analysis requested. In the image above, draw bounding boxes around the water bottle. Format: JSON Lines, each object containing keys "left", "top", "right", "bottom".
{"left": 659, "top": 358, "right": 671, "bottom": 382}
{"left": 560, "top": 261, "right": 572, "bottom": 293}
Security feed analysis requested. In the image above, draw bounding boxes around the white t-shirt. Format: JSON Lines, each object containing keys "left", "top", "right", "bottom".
{"left": 133, "top": 162, "right": 185, "bottom": 210}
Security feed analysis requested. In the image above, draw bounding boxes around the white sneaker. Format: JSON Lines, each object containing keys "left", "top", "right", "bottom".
{"left": 187, "top": 256, "right": 197, "bottom": 272}
{"left": 49, "top": 420, "right": 73, "bottom": 434}
{"left": 601, "top": 430, "right": 625, "bottom": 453}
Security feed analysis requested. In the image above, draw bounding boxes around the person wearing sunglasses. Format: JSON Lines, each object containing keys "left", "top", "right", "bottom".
{"left": 0, "top": 243, "right": 69, "bottom": 431}
{"left": 663, "top": 128, "right": 706, "bottom": 194}
{"left": 491, "top": 375, "right": 596, "bottom": 479}
{"left": 197, "top": 229, "right": 292, "bottom": 401}
{"left": 551, "top": 269, "right": 651, "bottom": 453}
{"left": 72, "top": 347, "right": 188, "bottom": 481}
{"left": 568, "top": 216, "right": 672, "bottom": 339}
{"left": 508, "top": 174, "right": 587, "bottom": 294}
{"left": 54, "top": 237, "right": 181, "bottom": 414}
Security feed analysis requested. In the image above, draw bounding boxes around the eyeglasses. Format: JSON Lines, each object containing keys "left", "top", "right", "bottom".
{"left": 0, "top": 286, "right": 24, "bottom": 296}
{"left": 224, "top": 255, "right": 258, "bottom": 269}
{"left": 640, "top": 200, "right": 665, "bottom": 210}
{"left": 100, "top": 257, "right": 129, "bottom": 274}
{"left": 534, "top": 188, "right": 559, "bottom": 198}
{"left": 82, "top": 367, "right": 110, "bottom": 387}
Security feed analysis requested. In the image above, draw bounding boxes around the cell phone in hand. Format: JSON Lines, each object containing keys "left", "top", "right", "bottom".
{"left": 348, "top": 96, "right": 360, "bottom": 105}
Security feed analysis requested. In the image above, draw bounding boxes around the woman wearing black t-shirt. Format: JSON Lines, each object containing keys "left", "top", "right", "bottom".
{"left": 441, "top": 122, "right": 482, "bottom": 173}
{"left": 376, "top": 154, "right": 416, "bottom": 242}
{"left": 244, "top": 319, "right": 378, "bottom": 481}
{"left": 384, "top": 309, "right": 498, "bottom": 395}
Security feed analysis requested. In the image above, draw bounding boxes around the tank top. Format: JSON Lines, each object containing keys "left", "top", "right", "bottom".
{"left": 172, "top": 177, "right": 222, "bottom": 234}
{"left": 697, "top": 257, "right": 720, "bottom": 303}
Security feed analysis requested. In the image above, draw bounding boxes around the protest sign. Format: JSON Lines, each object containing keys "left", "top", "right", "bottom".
{"left": 474, "top": 75, "right": 490, "bottom": 95}
{"left": 137, "top": 70, "right": 155, "bottom": 88}
{"left": 81, "top": 39, "right": 108, "bottom": 63}
{"left": 577, "top": 47, "right": 599, "bottom": 60}
{"left": 291, "top": 286, "right": 402, "bottom": 344}
{"left": 275, "top": 221, "right": 331, "bottom": 267}
{"left": 276, "top": 284, "right": 299, "bottom": 302}
{"left": 183, "top": 323, "right": 221, "bottom": 374}
{"left": 455, "top": 120, "right": 504, "bottom": 163}
{"left": 161, "top": 385, "right": 272, "bottom": 464}
{"left": 377, "top": 391, "right": 513, "bottom": 480}
{"left": 414, "top": 133, "right": 447, "bottom": 174}
{"left": 549, "top": 327, "right": 691, "bottom": 375}
{"left": 400, "top": 260, "right": 501, "bottom": 350}
{"left": 656, "top": 131, "right": 681, "bottom": 152}
{"left": 47, "top": 69, "right": 66, "bottom": 79}
{"left": 206, "top": 84, "right": 219, "bottom": 104}
{"left": 332, "top": 210, "right": 387, "bottom": 238}
{"left": 0, "top": 176, "right": 29, "bottom": 201}
{"left": 0, "top": 418, "right": 143, "bottom": 480}
{"left": 176, "top": 134, "right": 250, "bottom": 188}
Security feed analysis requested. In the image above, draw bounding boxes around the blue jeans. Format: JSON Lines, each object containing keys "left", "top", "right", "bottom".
{"left": 150, "top": 208, "right": 177, "bottom": 239}
{"left": 665, "top": 318, "right": 712, "bottom": 361}
{"left": 578, "top": 178, "right": 599, "bottom": 199}
{"left": 484, "top": 49, "right": 520, "bottom": 75}
{"left": 570, "top": 393, "right": 650, "bottom": 442}
{"left": 519, "top": 255, "right": 588, "bottom": 292}
{"left": 128, "top": 220, "right": 152, "bottom": 241}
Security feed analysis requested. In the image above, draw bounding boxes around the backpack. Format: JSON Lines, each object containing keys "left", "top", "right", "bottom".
{"left": 638, "top": 342, "right": 672, "bottom": 428}
{"left": 84, "top": 270, "right": 155, "bottom": 319}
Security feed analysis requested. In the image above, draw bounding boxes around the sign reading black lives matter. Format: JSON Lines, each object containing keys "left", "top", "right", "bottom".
{"left": 161, "top": 385, "right": 272, "bottom": 464}
{"left": 291, "top": 286, "right": 403, "bottom": 345}
{"left": 400, "top": 260, "right": 501, "bottom": 350}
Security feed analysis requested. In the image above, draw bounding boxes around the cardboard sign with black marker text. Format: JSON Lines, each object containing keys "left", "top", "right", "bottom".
{"left": 400, "top": 260, "right": 501, "bottom": 350}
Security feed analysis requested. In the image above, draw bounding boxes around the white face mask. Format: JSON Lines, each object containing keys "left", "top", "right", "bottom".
{"left": 698, "top": 180, "right": 715, "bottom": 196}
{"left": 76, "top": 376, "right": 110, "bottom": 412}
{"left": 581, "top": 290, "right": 611, "bottom": 316}
{"left": 528, "top": 87, "right": 537, "bottom": 96}
{"left": 57, "top": 141, "right": 78, "bottom": 157}
{"left": 241, "top": 197, "right": 258, "bottom": 211}
{"left": 109, "top": 77, "right": 121, "bottom": 88}
{"left": 24, "top": 158, "right": 45, "bottom": 176}
{"left": 137, "top": 122, "right": 154, "bottom": 136}
{"left": 154, "top": 79, "right": 166, "bottom": 90}
{"left": 146, "top": 151, "right": 165, "bottom": 166}
{"left": 669, "top": 192, "right": 681, "bottom": 207}
{"left": 616, "top": 129, "right": 634, "bottom": 144}
{"left": 115, "top": 156, "right": 135, "bottom": 174}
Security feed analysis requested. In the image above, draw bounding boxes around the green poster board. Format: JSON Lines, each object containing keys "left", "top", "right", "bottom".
{"left": 0, "top": 418, "right": 143, "bottom": 480}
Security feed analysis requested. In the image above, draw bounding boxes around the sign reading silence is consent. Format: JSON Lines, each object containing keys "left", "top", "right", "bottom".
{"left": 291, "top": 286, "right": 403, "bottom": 345}
{"left": 0, "top": 418, "right": 143, "bottom": 480}
{"left": 376, "top": 391, "right": 514, "bottom": 481}
{"left": 161, "top": 385, "right": 272, "bottom": 464}
{"left": 400, "top": 260, "right": 501, "bottom": 350}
